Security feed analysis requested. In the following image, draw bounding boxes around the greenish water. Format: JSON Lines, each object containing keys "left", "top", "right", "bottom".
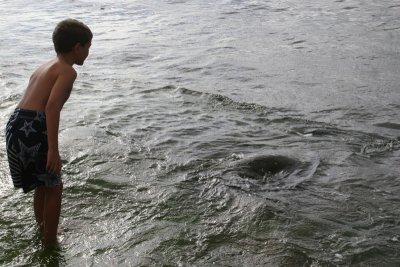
{"left": 1, "top": 0, "right": 400, "bottom": 266}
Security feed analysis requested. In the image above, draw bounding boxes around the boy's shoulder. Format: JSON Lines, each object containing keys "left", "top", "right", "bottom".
{"left": 31, "top": 58, "right": 77, "bottom": 87}
{"left": 45, "top": 58, "right": 77, "bottom": 77}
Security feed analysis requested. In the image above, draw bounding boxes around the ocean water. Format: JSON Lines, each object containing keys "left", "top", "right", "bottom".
{"left": 0, "top": 0, "right": 400, "bottom": 266}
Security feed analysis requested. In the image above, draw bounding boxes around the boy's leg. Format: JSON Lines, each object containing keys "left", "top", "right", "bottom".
{"left": 43, "top": 183, "right": 63, "bottom": 244}
{"left": 34, "top": 186, "right": 46, "bottom": 233}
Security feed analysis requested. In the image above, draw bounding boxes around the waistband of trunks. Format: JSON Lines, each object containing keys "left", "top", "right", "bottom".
{"left": 14, "top": 108, "right": 46, "bottom": 118}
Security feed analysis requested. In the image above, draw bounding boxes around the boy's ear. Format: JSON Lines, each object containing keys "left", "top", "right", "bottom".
{"left": 73, "top": 43, "right": 82, "bottom": 52}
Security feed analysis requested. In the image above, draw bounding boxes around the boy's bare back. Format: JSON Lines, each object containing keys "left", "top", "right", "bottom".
{"left": 18, "top": 58, "right": 77, "bottom": 112}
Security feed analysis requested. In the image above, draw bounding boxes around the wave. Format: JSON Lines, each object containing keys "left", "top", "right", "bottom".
{"left": 139, "top": 85, "right": 294, "bottom": 115}
{"left": 360, "top": 138, "right": 400, "bottom": 156}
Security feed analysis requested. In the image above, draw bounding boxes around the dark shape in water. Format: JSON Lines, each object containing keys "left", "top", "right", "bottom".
{"left": 374, "top": 122, "right": 400, "bottom": 130}
{"left": 236, "top": 155, "right": 298, "bottom": 180}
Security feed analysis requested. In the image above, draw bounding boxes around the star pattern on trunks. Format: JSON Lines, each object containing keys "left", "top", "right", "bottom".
{"left": 34, "top": 112, "right": 46, "bottom": 122}
{"left": 17, "top": 139, "right": 41, "bottom": 168}
{"left": 19, "top": 120, "right": 37, "bottom": 138}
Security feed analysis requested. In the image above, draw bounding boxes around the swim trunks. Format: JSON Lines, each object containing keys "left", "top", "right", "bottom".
{"left": 5, "top": 108, "right": 62, "bottom": 193}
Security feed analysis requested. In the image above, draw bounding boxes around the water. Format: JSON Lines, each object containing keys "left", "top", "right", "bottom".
{"left": 1, "top": 0, "right": 400, "bottom": 266}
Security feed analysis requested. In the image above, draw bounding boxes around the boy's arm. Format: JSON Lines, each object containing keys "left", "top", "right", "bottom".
{"left": 45, "top": 68, "right": 77, "bottom": 175}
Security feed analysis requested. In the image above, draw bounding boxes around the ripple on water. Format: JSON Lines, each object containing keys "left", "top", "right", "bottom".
{"left": 214, "top": 153, "right": 320, "bottom": 193}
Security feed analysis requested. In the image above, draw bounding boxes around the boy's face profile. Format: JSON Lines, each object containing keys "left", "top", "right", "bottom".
{"left": 74, "top": 40, "right": 92, "bottom": 66}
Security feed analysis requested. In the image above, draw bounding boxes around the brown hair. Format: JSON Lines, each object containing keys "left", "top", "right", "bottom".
{"left": 52, "top": 19, "right": 93, "bottom": 54}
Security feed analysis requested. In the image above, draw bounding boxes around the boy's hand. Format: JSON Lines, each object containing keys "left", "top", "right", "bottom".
{"left": 46, "top": 149, "right": 62, "bottom": 175}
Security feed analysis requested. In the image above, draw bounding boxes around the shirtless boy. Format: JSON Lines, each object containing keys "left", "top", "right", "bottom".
{"left": 5, "top": 19, "right": 92, "bottom": 244}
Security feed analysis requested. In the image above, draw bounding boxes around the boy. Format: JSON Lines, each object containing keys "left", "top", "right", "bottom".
{"left": 5, "top": 19, "right": 92, "bottom": 244}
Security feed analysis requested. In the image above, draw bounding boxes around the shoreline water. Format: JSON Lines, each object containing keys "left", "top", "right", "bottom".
{"left": 1, "top": 0, "right": 400, "bottom": 266}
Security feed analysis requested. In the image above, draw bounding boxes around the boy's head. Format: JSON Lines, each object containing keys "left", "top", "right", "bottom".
{"left": 52, "top": 19, "right": 93, "bottom": 54}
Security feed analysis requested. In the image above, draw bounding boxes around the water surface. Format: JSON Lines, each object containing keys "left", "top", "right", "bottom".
{"left": 0, "top": 0, "right": 399, "bottom": 266}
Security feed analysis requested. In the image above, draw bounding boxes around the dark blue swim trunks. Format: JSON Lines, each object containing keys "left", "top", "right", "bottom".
{"left": 5, "top": 108, "right": 62, "bottom": 193}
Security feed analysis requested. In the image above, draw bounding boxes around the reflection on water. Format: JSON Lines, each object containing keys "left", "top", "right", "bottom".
{"left": 1, "top": 0, "right": 400, "bottom": 266}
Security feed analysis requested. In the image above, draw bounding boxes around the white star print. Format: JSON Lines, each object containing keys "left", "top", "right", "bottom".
{"left": 19, "top": 120, "right": 37, "bottom": 137}
{"left": 17, "top": 139, "right": 41, "bottom": 168}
